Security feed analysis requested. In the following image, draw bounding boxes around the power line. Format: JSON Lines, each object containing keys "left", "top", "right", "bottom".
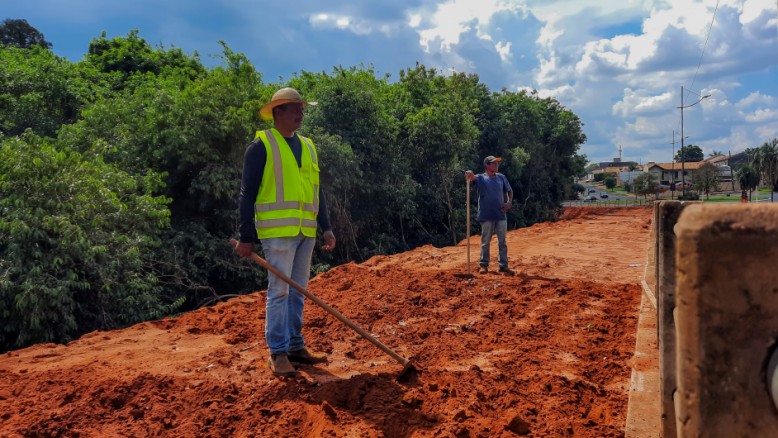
{"left": 689, "top": 0, "right": 720, "bottom": 93}
{"left": 677, "top": 0, "right": 720, "bottom": 137}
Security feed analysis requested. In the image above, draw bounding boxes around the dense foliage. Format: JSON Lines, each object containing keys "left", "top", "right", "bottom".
{"left": 736, "top": 138, "right": 778, "bottom": 201}
{"left": 674, "top": 144, "right": 704, "bottom": 162}
{"left": 0, "top": 134, "right": 178, "bottom": 348}
{"left": 0, "top": 19, "right": 51, "bottom": 49}
{"left": 691, "top": 162, "right": 719, "bottom": 199}
{"left": 0, "top": 28, "right": 588, "bottom": 351}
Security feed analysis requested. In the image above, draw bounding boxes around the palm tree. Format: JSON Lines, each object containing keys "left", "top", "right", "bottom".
{"left": 737, "top": 164, "right": 760, "bottom": 202}
{"left": 756, "top": 138, "right": 778, "bottom": 202}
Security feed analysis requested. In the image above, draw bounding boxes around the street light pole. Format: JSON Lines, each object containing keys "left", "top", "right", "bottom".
{"left": 678, "top": 86, "right": 711, "bottom": 198}
{"left": 681, "top": 87, "right": 686, "bottom": 198}
{"left": 669, "top": 130, "right": 689, "bottom": 200}
{"left": 671, "top": 130, "right": 677, "bottom": 200}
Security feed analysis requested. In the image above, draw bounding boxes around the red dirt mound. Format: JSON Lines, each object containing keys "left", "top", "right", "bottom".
{"left": 0, "top": 206, "right": 653, "bottom": 437}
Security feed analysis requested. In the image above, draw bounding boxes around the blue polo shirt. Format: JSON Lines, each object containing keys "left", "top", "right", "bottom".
{"left": 474, "top": 173, "right": 512, "bottom": 222}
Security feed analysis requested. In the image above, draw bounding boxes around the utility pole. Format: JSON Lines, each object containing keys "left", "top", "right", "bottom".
{"left": 677, "top": 86, "right": 711, "bottom": 198}
{"left": 681, "top": 87, "right": 686, "bottom": 198}
{"left": 669, "top": 130, "right": 689, "bottom": 200}
{"left": 670, "top": 131, "right": 677, "bottom": 200}
{"left": 728, "top": 150, "right": 735, "bottom": 192}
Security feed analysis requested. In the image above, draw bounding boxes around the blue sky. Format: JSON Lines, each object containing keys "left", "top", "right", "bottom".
{"left": 5, "top": 0, "right": 778, "bottom": 165}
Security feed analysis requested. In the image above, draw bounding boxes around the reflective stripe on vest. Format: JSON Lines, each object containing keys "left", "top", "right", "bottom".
{"left": 253, "top": 129, "right": 320, "bottom": 238}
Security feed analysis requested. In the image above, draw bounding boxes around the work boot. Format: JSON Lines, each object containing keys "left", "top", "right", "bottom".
{"left": 499, "top": 266, "right": 515, "bottom": 276}
{"left": 478, "top": 266, "right": 488, "bottom": 274}
{"left": 268, "top": 353, "right": 297, "bottom": 377}
{"left": 287, "top": 347, "right": 328, "bottom": 364}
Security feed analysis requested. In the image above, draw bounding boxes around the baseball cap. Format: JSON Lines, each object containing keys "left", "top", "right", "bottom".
{"left": 483, "top": 156, "right": 502, "bottom": 166}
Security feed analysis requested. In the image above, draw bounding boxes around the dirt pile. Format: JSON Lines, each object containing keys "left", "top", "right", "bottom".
{"left": 0, "top": 206, "right": 652, "bottom": 437}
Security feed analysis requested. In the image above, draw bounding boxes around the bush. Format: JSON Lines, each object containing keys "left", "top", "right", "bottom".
{"left": 0, "top": 134, "right": 179, "bottom": 351}
{"left": 678, "top": 191, "right": 700, "bottom": 200}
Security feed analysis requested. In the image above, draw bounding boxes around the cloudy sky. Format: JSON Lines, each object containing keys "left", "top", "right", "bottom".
{"left": 6, "top": 0, "right": 778, "bottom": 164}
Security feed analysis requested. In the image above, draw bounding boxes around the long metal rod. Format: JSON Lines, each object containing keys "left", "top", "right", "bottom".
{"left": 466, "top": 178, "right": 471, "bottom": 275}
{"left": 229, "top": 239, "right": 411, "bottom": 367}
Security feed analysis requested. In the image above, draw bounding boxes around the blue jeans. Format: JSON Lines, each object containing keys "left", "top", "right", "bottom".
{"left": 480, "top": 219, "right": 508, "bottom": 269}
{"left": 260, "top": 233, "right": 315, "bottom": 354}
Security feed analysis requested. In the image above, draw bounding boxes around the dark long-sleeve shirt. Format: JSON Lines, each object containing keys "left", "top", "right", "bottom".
{"left": 238, "top": 133, "right": 331, "bottom": 243}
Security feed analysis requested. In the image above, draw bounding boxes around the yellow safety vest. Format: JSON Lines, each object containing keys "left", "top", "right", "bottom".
{"left": 253, "top": 129, "right": 320, "bottom": 239}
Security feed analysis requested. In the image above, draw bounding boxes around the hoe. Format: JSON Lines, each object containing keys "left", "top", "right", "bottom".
{"left": 229, "top": 239, "right": 419, "bottom": 382}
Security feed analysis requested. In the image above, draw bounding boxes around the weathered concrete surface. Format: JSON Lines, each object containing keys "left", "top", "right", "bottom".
{"left": 626, "top": 289, "right": 660, "bottom": 437}
{"left": 626, "top": 202, "right": 661, "bottom": 438}
{"left": 675, "top": 204, "right": 778, "bottom": 437}
{"left": 655, "top": 201, "right": 700, "bottom": 437}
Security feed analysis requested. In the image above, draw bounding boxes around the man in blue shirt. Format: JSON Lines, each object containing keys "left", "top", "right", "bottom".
{"left": 465, "top": 156, "right": 514, "bottom": 275}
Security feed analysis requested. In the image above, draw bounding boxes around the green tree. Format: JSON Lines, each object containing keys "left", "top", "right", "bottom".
{"left": 395, "top": 67, "right": 480, "bottom": 246}
{"left": 604, "top": 176, "right": 616, "bottom": 189}
{"left": 571, "top": 182, "right": 585, "bottom": 199}
{"left": 674, "top": 144, "right": 704, "bottom": 162}
{"left": 756, "top": 138, "right": 778, "bottom": 201}
{"left": 487, "top": 89, "right": 586, "bottom": 226}
{"left": 0, "top": 19, "right": 51, "bottom": 49}
{"left": 571, "top": 154, "right": 588, "bottom": 178}
{"left": 0, "top": 134, "right": 177, "bottom": 351}
{"left": 634, "top": 172, "right": 658, "bottom": 199}
{"left": 58, "top": 44, "right": 265, "bottom": 306}
{"left": 85, "top": 30, "right": 206, "bottom": 89}
{"left": 691, "top": 162, "right": 719, "bottom": 199}
{"left": 0, "top": 46, "right": 90, "bottom": 137}
{"left": 0, "top": 31, "right": 596, "bottom": 347}
{"left": 293, "top": 66, "right": 413, "bottom": 260}
{"left": 737, "top": 164, "right": 760, "bottom": 201}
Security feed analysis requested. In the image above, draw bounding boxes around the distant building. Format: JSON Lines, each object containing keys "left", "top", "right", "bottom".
{"left": 647, "top": 162, "right": 706, "bottom": 185}
{"left": 587, "top": 156, "right": 640, "bottom": 182}
{"left": 703, "top": 152, "right": 749, "bottom": 170}
{"left": 647, "top": 159, "right": 741, "bottom": 192}
{"left": 595, "top": 158, "right": 638, "bottom": 170}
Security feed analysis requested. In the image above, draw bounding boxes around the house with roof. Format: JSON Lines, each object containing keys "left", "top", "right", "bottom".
{"left": 591, "top": 165, "right": 631, "bottom": 184}
{"left": 646, "top": 162, "right": 707, "bottom": 186}
{"left": 702, "top": 154, "right": 740, "bottom": 191}
{"left": 647, "top": 159, "right": 741, "bottom": 192}
{"left": 702, "top": 151, "right": 749, "bottom": 169}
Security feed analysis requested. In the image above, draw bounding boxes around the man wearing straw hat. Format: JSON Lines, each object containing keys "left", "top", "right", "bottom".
{"left": 236, "top": 87, "right": 336, "bottom": 377}
{"left": 465, "top": 155, "right": 514, "bottom": 275}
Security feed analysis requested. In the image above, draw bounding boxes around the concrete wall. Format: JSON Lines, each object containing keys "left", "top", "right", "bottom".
{"left": 654, "top": 201, "right": 699, "bottom": 437}
{"left": 656, "top": 203, "right": 778, "bottom": 437}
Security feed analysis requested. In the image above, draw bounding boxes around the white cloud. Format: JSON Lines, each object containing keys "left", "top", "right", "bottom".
{"left": 408, "top": 13, "right": 422, "bottom": 28}
{"left": 309, "top": 13, "right": 389, "bottom": 36}
{"left": 744, "top": 108, "right": 778, "bottom": 123}
{"left": 613, "top": 89, "right": 675, "bottom": 117}
{"left": 741, "top": 0, "right": 778, "bottom": 24}
{"left": 495, "top": 41, "right": 512, "bottom": 62}
{"left": 736, "top": 91, "right": 777, "bottom": 109}
{"left": 414, "top": 0, "right": 523, "bottom": 52}
{"left": 6, "top": 0, "right": 777, "bottom": 164}
{"left": 524, "top": 0, "right": 778, "bottom": 162}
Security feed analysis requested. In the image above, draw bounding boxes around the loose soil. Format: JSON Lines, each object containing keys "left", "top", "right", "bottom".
{"left": 0, "top": 206, "right": 653, "bottom": 437}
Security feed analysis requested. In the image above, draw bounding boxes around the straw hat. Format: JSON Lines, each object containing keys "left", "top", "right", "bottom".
{"left": 259, "top": 87, "right": 317, "bottom": 121}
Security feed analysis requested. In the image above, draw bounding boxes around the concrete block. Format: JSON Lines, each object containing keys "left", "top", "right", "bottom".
{"left": 655, "top": 200, "right": 699, "bottom": 437}
{"left": 675, "top": 204, "right": 778, "bottom": 437}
